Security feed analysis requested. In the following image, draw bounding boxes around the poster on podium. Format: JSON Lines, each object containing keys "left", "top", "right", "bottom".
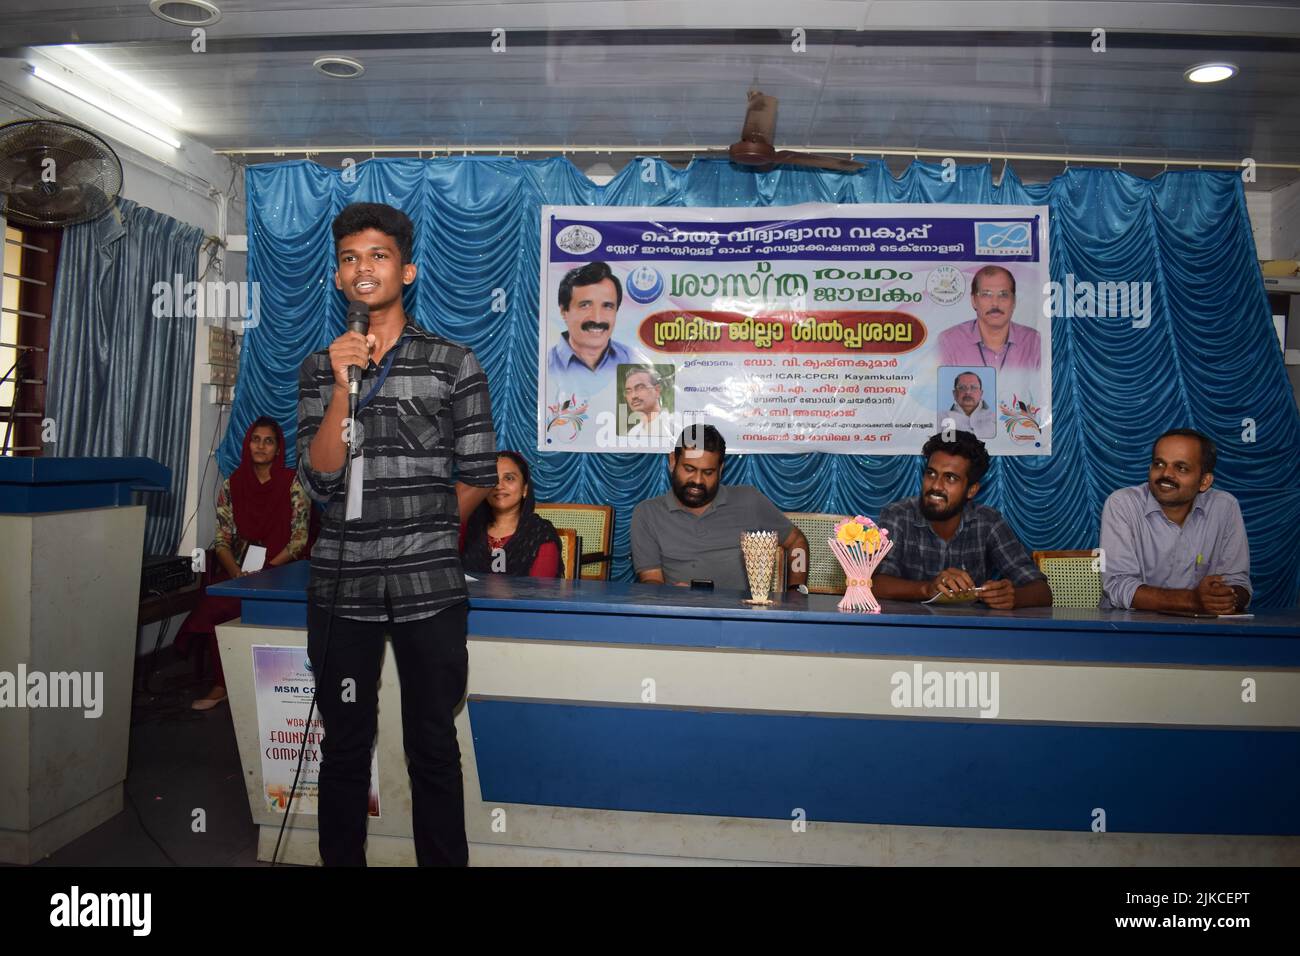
{"left": 252, "top": 645, "right": 380, "bottom": 818}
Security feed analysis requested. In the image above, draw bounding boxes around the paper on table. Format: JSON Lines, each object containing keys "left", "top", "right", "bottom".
{"left": 346, "top": 453, "right": 364, "bottom": 521}
{"left": 242, "top": 545, "right": 267, "bottom": 573}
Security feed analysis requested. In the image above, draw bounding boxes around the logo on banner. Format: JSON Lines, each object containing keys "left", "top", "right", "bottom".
{"left": 998, "top": 394, "right": 1043, "bottom": 445}
{"left": 544, "top": 392, "right": 590, "bottom": 444}
{"left": 974, "top": 221, "right": 1032, "bottom": 257}
{"left": 926, "top": 265, "right": 965, "bottom": 305}
{"left": 555, "top": 224, "right": 602, "bottom": 255}
{"left": 625, "top": 265, "right": 664, "bottom": 304}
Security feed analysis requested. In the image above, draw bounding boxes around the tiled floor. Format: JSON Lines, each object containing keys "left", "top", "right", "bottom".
{"left": 30, "top": 652, "right": 269, "bottom": 867}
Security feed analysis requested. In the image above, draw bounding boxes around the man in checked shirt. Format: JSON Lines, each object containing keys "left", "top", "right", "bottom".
{"left": 872, "top": 430, "right": 1052, "bottom": 609}
{"left": 297, "top": 203, "right": 497, "bottom": 866}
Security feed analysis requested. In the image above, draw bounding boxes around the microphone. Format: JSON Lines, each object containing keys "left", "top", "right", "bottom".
{"left": 346, "top": 300, "right": 370, "bottom": 397}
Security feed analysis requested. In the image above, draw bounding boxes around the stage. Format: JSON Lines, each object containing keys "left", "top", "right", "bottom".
{"left": 212, "top": 562, "right": 1300, "bottom": 866}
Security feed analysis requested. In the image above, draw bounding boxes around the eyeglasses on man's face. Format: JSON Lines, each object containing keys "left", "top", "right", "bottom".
{"left": 624, "top": 382, "right": 655, "bottom": 395}
{"left": 975, "top": 290, "right": 1014, "bottom": 301}
{"left": 954, "top": 383, "right": 983, "bottom": 393}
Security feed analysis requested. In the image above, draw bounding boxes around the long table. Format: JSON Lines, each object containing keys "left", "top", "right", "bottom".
{"left": 212, "top": 562, "right": 1300, "bottom": 866}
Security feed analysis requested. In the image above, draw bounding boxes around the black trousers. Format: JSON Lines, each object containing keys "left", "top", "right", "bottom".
{"left": 306, "top": 600, "right": 469, "bottom": 866}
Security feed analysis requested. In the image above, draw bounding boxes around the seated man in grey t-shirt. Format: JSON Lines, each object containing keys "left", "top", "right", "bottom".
{"left": 631, "top": 424, "right": 808, "bottom": 593}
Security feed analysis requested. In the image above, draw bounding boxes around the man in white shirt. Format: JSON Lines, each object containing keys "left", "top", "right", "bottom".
{"left": 623, "top": 366, "right": 668, "bottom": 441}
{"left": 942, "top": 370, "right": 996, "bottom": 438}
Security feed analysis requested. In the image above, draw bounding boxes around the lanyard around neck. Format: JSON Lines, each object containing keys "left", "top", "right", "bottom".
{"left": 356, "top": 336, "right": 401, "bottom": 413}
{"left": 976, "top": 337, "right": 1012, "bottom": 370}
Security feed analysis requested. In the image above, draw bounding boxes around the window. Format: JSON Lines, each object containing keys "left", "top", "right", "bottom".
{"left": 1, "top": 222, "right": 56, "bottom": 456}
{"left": 0, "top": 224, "right": 24, "bottom": 453}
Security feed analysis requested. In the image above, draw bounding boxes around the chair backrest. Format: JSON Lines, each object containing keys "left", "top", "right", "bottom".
{"left": 1033, "top": 550, "right": 1101, "bottom": 608}
{"left": 535, "top": 503, "right": 614, "bottom": 580}
{"left": 555, "top": 528, "right": 579, "bottom": 581}
{"left": 784, "top": 512, "right": 850, "bottom": 594}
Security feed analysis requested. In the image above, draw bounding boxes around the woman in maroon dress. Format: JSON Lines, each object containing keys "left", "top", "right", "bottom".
{"left": 178, "top": 417, "right": 310, "bottom": 710}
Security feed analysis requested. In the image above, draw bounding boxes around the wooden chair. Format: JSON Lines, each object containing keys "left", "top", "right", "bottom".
{"left": 535, "top": 503, "right": 614, "bottom": 580}
{"left": 555, "top": 528, "right": 579, "bottom": 581}
{"left": 1033, "top": 549, "right": 1101, "bottom": 608}
{"left": 784, "top": 512, "right": 850, "bottom": 594}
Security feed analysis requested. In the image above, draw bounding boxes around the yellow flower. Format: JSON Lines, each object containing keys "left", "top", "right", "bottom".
{"left": 837, "top": 521, "right": 865, "bottom": 546}
{"left": 863, "top": 527, "right": 882, "bottom": 552}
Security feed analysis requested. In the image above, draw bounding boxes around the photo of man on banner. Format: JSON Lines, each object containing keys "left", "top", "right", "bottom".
{"left": 546, "top": 261, "right": 633, "bottom": 399}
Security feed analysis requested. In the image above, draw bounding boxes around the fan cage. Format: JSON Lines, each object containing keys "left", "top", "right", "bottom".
{"left": 0, "top": 120, "right": 124, "bottom": 227}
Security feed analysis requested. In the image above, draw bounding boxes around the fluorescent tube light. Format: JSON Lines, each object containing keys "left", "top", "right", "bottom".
{"left": 29, "top": 63, "right": 182, "bottom": 149}
{"left": 61, "top": 45, "right": 183, "bottom": 118}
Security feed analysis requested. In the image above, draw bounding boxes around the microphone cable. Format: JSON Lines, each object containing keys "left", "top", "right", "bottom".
{"left": 272, "top": 311, "right": 368, "bottom": 866}
{"left": 270, "top": 393, "right": 356, "bottom": 866}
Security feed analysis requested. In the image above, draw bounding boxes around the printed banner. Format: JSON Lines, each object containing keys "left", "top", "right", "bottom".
{"left": 536, "top": 203, "right": 1051, "bottom": 454}
{"left": 252, "top": 645, "right": 379, "bottom": 818}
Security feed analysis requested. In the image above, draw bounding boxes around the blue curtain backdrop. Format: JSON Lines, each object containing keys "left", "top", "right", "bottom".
{"left": 224, "top": 157, "right": 1300, "bottom": 607}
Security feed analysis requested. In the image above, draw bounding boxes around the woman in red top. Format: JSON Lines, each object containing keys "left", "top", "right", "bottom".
{"left": 460, "top": 451, "right": 561, "bottom": 578}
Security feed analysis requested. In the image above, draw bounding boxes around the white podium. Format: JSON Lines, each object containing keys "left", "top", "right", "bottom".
{"left": 0, "top": 457, "right": 166, "bottom": 864}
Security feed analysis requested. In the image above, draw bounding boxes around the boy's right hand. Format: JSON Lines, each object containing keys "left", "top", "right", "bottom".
{"left": 327, "top": 331, "right": 374, "bottom": 388}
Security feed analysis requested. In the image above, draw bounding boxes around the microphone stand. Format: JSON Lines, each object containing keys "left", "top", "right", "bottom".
{"left": 271, "top": 345, "right": 364, "bottom": 865}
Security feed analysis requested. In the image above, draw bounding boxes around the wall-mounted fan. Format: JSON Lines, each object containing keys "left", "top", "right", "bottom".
{"left": 0, "top": 119, "right": 123, "bottom": 226}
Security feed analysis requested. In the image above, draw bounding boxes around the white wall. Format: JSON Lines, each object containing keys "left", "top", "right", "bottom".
{"left": 1247, "top": 179, "right": 1300, "bottom": 264}
{"left": 1248, "top": 180, "right": 1300, "bottom": 414}
{"left": 1264, "top": 179, "right": 1300, "bottom": 262}
{"left": 1247, "top": 192, "right": 1273, "bottom": 260}
{"left": 0, "top": 54, "right": 245, "bottom": 656}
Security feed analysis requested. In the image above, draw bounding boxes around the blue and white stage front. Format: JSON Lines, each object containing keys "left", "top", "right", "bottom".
{"left": 214, "top": 564, "right": 1300, "bottom": 866}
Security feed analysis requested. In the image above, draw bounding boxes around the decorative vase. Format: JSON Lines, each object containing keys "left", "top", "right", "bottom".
{"left": 740, "top": 530, "right": 780, "bottom": 605}
{"left": 828, "top": 515, "right": 893, "bottom": 613}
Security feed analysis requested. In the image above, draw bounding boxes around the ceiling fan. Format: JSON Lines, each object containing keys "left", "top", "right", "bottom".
{"left": 727, "top": 90, "right": 864, "bottom": 173}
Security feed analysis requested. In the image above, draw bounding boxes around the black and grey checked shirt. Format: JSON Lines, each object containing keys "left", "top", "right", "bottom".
{"left": 877, "top": 496, "right": 1044, "bottom": 587}
{"left": 296, "top": 322, "right": 497, "bottom": 622}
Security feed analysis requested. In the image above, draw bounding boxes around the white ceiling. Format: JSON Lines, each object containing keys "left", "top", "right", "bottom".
{"left": 1, "top": 0, "right": 1298, "bottom": 188}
